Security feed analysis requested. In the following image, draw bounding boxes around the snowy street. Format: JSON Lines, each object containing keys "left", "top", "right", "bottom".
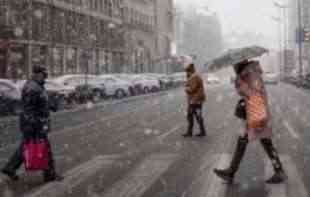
{"left": 0, "top": 82, "right": 308, "bottom": 197}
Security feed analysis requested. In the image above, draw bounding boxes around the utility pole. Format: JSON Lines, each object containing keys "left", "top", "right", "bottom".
{"left": 297, "top": 0, "right": 303, "bottom": 83}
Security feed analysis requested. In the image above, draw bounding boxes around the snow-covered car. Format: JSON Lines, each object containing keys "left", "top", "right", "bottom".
{"left": 207, "top": 74, "right": 220, "bottom": 84}
{"left": 113, "top": 74, "right": 144, "bottom": 95}
{"left": 45, "top": 80, "right": 76, "bottom": 109}
{"left": 169, "top": 72, "right": 187, "bottom": 87}
{"left": 0, "top": 79, "right": 22, "bottom": 115}
{"left": 143, "top": 73, "right": 173, "bottom": 90}
{"left": 132, "top": 75, "right": 161, "bottom": 93}
{"left": 52, "top": 75, "right": 105, "bottom": 102}
{"left": 263, "top": 72, "right": 279, "bottom": 84}
{"left": 95, "top": 75, "right": 133, "bottom": 99}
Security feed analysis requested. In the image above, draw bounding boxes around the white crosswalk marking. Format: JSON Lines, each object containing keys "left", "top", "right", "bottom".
{"left": 265, "top": 155, "right": 309, "bottom": 197}
{"left": 24, "top": 155, "right": 119, "bottom": 197}
{"left": 198, "top": 153, "right": 231, "bottom": 197}
{"left": 283, "top": 121, "right": 300, "bottom": 139}
{"left": 101, "top": 154, "right": 177, "bottom": 197}
{"left": 265, "top": 155, "right": 287, "bottom": 197}
{"left": 282, "top": 156, "right": 309, "bottom": 197}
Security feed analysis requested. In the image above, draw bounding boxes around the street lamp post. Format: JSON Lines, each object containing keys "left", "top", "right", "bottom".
{"left": 108, "top": 23, "right": 116, "bottom": 73}
{"left": 274, "top": 1, "right": 288, "bottom": 80}
{"left": 297, "top": 0, "right": 303, "bottom": 83}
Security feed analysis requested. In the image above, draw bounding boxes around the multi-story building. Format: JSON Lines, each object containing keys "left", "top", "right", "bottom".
{"left": 0, "top": 0, "right": 176, "bottom": 79}
{"left": 121, "top": 0, "right": 156, "bottom": 73}
{"left": 0, "top": 0, "right": 126, "bottom": 79}
{"left": 154, "top": 0, "right": 175, "bottom": 73}
{"left": 288, "top": 0, "right": 310, "bottom": 76}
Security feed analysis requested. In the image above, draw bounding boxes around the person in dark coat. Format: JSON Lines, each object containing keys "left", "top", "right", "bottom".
{"left": 183, "top": 63, "right": 207, "bottom": 137}
{"left": 1, "top": 65, "right": 63, "bottom": 182}
{"left": 213, "top": 59, "right": 287, "bottom": 184}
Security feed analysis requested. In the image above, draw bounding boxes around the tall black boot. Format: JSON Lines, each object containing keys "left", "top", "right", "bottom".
{"left": 213, "top": 136, "right": 248, "bottom": 183}
{"left": 1, "top": 144, "right": 23, "bottom": 181}
{"left": 261, "top": 138, "right": 287, "bottom": 184}
{"left": 195, "top": 112, "right": 206, "bottom": 137}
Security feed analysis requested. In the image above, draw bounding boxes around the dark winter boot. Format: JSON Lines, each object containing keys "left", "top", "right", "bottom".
{"left": 213, "top": 136, "right": 248, "bottom": 183}
{"left": 261, "top": 138, "right": 287, "bottom": 184}
{"left": 1, "top": 169, "right": 19, "bottom": 181}
{"left": 43, "top": 171, "right": 64, "bottom": 183}
{"left": 182, "top": 132, "right": 193, "bottom": 137}
{"left": 1, "top": 145, "right": 23, "bottom": 181}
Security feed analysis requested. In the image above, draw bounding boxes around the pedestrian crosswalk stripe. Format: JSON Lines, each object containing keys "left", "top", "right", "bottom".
{"left": 283, "top": 121, "right": 300, "bottom": 139}
{"left": 24, "top": 155, "right": 119, "bottom": 197}
{"left": 198, "top": 153, "right": 231, "bottom": 197}
{"left": 101, "top": 154, "right": 177, "bottom": 197}
{"left": 282, "top": 156, "right": 308, "bottom": 197}
{"left": 265, "top": 155, "right": 287, "bottom": 197}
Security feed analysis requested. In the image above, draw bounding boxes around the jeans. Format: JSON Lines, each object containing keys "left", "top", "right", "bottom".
{"left": 187, "top": 104, "right": 206, "bottom": 134}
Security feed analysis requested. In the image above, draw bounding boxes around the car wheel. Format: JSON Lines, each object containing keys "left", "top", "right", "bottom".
{"left": 115, "top": 89, "right": 126, "bottom": 99}
{"left": 93, "top": 90, "right": 102, "bottom": 102}
{"left": 143, "top": 87, "right": 149, "bottom": 94}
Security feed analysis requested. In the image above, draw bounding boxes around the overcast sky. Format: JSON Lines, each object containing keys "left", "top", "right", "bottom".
{"left": 176, "top": 0, "right": 282, "bottom": 48}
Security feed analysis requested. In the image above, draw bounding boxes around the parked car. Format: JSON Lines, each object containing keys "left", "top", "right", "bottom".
{"left": 133, "top": 75, "right": 161, "bottom": 93}
{"left": 207, "top": 74, "right": 220, "bottom": 84}
{"left": 97, "top": 75, "right": 132, "bottom": 99}
{"left": 114, "top": 74, "right": 143, "bottom": 95}
{"left": 263, "top": 72, "right": 279, "bottom": 84}
{"left": 52, "top": 75, "right": 105, "bottom": 103}
{"left": 45, "top": 80, "right": 75, "bottom": 109}
{"left": 169, "top": 72, "right": 186, "bottom": 87}
{"left": 144, "top": 73, "right": 173, "bottom": 90}
{"left": 0, "top": 79, "right": 21, "bottom": 116}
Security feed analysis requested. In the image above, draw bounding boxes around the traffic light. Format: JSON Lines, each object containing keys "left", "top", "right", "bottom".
{"left": 304, "top": 28, "right": 310, "bottom": 42}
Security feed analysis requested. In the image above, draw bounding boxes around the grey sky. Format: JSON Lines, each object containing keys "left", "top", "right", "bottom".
{"left": 177, "top": 0, "right": 282, "bottom": 48}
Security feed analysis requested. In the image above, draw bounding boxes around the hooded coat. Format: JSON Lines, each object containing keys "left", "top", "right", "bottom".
{"left": 235, "top": 60, "right": 272, "bottom": 140}
{"left": 185, "top": 72, "right": 206, "bottom": 105}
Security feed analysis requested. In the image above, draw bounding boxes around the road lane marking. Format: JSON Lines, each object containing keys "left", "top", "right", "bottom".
{"left": 24, "top": 155, "right": 119, "bottom": 197}
{"left": 198, "top": 153, "right": 230, "bottom": 197}
{"left": 283, "top": 121, "right": 300, "bottom": 139}
{"left": 101, "top": 153, "right": 177, "bottom": 197}
{"left": 265, "top": 155, "right": 287, "bottom": 197}
{"left": 281, "top": 155, "right": 308, "bottom": 197}
{"left": 157, "top": 124, "right": 185, "bottom": 141}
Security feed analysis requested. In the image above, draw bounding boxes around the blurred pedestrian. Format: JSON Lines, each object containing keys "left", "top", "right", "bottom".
{"left": 213, "top": 59, "right": 287, "bottom": 184}
{"left": 1, "top": 65, "right": 63, "bottom": 182}
{"left": 183, "top": 63, "right": 207, "bottom": 137}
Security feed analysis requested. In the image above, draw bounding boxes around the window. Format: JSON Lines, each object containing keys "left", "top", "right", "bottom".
{"left": 32, "top": 3, "right": 49, "bottom": 41}
{"left": 9, "top": 0, "right": 29, "bottom": 40}
{"left": 51, "top": 47, "right": 64, "bottom": 76}
{"left": 52, "top": 9, "right": 65, "bottom": 43}
{"left": 66, "top": 48, "right": 77, "bottom": 74}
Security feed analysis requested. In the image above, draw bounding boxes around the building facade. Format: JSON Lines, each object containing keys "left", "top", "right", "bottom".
{"left": 288, "top": 0, "right": 310, "bottom": 76}
{"left": 0, "top": 0, "right": 127, "bottom": 79}
{"left": 153, "top": 0, "right": 175, "bottom": 73}
{"left": 0, "top": 0, "right": 175, "bottom": 79}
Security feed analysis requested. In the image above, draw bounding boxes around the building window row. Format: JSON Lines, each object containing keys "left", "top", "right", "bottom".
{"left": 58, "top": 0, "right": 123, "bottom": 18}
{"left": 0, "top": 1, "right": 126, "bottom": 49}
{"left": 123, "top": 7, "right": 154, "bottom": 32}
